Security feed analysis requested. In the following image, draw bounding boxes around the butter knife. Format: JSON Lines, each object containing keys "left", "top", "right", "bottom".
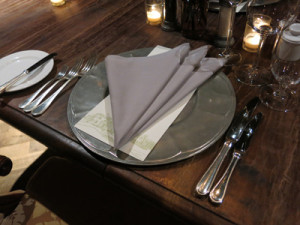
{"left": 209, "top": 112, "right": 263, "bottom": 204}
{"left": 195, "top": 97, "right": 260, "bottom": 196}
{"left": 0, "top": 52, "right": 57, "bottom": 94}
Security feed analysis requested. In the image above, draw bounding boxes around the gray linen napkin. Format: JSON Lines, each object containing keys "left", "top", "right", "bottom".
{"left": 105, "top": 43, "right": 190, "bottom": 148}
{"left": 105, "top": 44, "right": 226, "bottom": 148}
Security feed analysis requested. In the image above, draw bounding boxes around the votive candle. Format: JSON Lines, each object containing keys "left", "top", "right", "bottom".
{"left": 51, "top": 0, "right": 66, "bottom": 7}
{"left": 145, "top": 1, "right": 162, "bottom": 26}
{"left": 243, "top": 17, "right": 271, "bottom": 52}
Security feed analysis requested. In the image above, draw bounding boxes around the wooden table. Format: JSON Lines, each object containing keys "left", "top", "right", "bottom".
{"left": 0, "top": 1, "right": 299, "bottom": 224}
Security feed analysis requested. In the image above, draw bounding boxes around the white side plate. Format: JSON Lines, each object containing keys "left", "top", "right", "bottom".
{"left": 0, "top": 50, "right": 54, "bottom": 92}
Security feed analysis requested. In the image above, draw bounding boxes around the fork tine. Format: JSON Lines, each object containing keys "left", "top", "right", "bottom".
{"left": 59, "top": 65, "right": 69, "bottom": 76}
{"left": 84, "top": 59, "right": 94, "bottom": 71}
{"left": 69, "top": 58, "right": 84, "bottom": 76}
{"left": 82, "top": 54, "right": 97, "bottom": 73}
{"left": 82, "top": 60, "right": 90, "bottom": 72}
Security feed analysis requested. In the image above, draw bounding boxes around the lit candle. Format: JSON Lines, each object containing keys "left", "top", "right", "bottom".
{"left": 244, "top": 33, "right": 261, "bottom": 50}
{"left": 242, "top": 16, "right": 271, "bottom": 52}
{"left": 145, "top": 4, "right": 162, "bottom": 25}
{"left": 147, "top": 10, "right": 162, "bottom": 24}
{"left": 51, "top": 0, "right": 65, "bottom": 7}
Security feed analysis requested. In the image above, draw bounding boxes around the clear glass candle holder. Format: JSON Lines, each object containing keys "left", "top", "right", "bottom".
{"left": 145, "top": 0, "right": 163, "bottom": 26}
{"left": 242, "top": 16, "right": 272, "bottom": 53}
{"left": 51, "top": 0, "right": 66, "bottom": 7}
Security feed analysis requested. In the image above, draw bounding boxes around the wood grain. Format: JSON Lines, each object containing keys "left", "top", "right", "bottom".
{"left": 0, "top": 1, "right": 299, "bottom": 224}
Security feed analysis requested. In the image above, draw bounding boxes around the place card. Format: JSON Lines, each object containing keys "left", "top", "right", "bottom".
{"left": 75, "top": 46, "right": 194, "bottom": 161}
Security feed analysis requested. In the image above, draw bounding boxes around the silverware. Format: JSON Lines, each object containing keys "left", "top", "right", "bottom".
{"left": 0, "top": 53, "right": 57, "bottom": 94}
{"left": 31, "top": 56, "right": 97, "bottom": 116}
{"left": 209, "top": 112, "right": 263, "bottom": 204}
{"left": 30, "top": 58, "right": 83, "bottom": 116}
{"left": 195, "top": 97, "right": 260, "bottom": 196}
{"left": 19, "top": 65, "right": 69, "bottom": 110}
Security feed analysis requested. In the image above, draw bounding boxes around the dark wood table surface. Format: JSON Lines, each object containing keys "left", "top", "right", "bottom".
{"left": 0, "top": 0, "right": 299, "bottom": 224}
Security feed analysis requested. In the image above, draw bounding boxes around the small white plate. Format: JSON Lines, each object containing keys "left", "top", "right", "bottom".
{"left": 0, "top": 50, "right": 54, "bottom": 92}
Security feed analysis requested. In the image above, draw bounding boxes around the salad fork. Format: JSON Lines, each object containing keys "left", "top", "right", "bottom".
{"left": 19, "top": 65, "right": 69, "bottom": 110}
{"left": 31, "top": 56, "right": 96, "bottom": 116}
{"left": 23, "top": 61, "right": 83, "bottom": 112}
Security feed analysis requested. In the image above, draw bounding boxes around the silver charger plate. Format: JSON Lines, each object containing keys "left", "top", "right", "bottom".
{"left": 67, "top": 48, "right": 236, "bottom": 166}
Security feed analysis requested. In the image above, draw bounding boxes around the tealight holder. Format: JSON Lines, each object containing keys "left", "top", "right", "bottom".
{"left": 145, "top": 0, "right": 163, "bottom": 26}
{"left": 51, "top": 0, "right": 66, "bottom": 7}
{"left": 242, "top": 16, "right": 271, "bottom": 53}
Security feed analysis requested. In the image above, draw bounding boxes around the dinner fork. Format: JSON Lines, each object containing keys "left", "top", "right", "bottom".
{"left": 31, "top": 56, "right": 96, "bottom": 116}
{"left": 19, "top": 65, "right": 69, "bottom": 110}
{"left": 23, "top": 61, "right": 83, "bottom": 112}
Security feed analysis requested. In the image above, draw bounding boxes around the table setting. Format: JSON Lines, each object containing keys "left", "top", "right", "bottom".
{"left": 70, "top": 44, "right": 236, "bottom": 165}
{"left": 0, "top": 0, "right": 299, "bottom": 224}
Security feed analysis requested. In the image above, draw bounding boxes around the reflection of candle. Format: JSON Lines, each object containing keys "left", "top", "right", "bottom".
{"left": 146, "top": 5, "right": 162, "bottom": 25}
{"left": 51, "top": 0, "right": 65, "bottom": 6}
{"left": 243, "top": 16, "right": 271, "bottom": 52}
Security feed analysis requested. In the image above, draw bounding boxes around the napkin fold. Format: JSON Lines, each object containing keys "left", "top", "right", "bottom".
{"left": 105, "top": 43, "right": 226, "bottom": 148}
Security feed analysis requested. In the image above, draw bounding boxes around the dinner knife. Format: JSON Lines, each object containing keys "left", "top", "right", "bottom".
{"left": 195, "top": 97, "right": 260, "bottom": 196}
{"left": 209, "top": 112, "right": 263, "bottom": 204}
{"left": 0, "top": 52, "right": 57, "bottom": 94}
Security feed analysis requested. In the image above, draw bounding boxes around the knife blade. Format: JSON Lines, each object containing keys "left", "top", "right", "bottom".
{"left": 0, "top": 52, "right": 57, "bottom": 94}
{"left": 209, "top": 112, "right": 263, "bottom": 204}
{"left": 195, "top": 97, "right": 260, "bottom": 196}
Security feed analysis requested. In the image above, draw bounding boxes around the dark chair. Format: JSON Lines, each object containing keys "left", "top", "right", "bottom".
{"left": 0, "top": 155, "right": 66, "bottom": 224}
{"left": 1, "top": 155, "right": 189, "bottom": 225}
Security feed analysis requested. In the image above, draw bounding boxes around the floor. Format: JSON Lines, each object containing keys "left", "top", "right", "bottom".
{"left": 0, "top": 120, "right": 47, "bottom": 194}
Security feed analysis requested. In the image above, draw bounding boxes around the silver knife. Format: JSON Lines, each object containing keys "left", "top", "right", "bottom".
{"left": 195, "top": 97, "right": 260, "bottom": 196}
{"left": 209, "top": 112, "right": 263, "bottom": 204}
{"left": 0, "top": 52, "right": 57, "bottom": 94}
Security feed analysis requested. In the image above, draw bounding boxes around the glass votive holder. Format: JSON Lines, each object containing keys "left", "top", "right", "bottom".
{"left": 145, "top": 0, "right": 163, "bottom": 26}
{"left": 242, "top": 16, "right": 272, "bottom": 53}
{"left": 51, "top": 0, "right": 66, "bottom": 7}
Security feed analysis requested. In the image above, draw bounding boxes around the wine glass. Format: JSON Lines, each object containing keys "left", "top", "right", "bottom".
{"left": 234, "top": 0, "right": 299, "bottom": 86}
{"left": 210, "top": 0, "right": 243, "bottom": 65}
{"left": 259, "top": 12, "right": 300, "bottom": 112}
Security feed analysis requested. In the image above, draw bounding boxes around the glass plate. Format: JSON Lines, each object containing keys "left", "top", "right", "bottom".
{"left": 67, "top": 48, "right": 236, "bottom": 166}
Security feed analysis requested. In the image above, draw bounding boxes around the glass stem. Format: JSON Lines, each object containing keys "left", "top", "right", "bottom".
{"left": 272, "top": 26, "right": 284, "bottom": 55}
{"left": 253, "top": 33, "right": 267, "bottom": 68}
{"left": 223, "top": 6, "right": 236, "bottom": 55}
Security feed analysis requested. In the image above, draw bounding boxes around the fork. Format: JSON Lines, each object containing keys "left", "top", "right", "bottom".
{"left": 31, "top": 56, "right": 96, "bottom": 116}
{"left": 20, "top": 65, "right": 69, "bottom": 111}
{"left": 23, "top": 61, "right": 83, "bottom": 112}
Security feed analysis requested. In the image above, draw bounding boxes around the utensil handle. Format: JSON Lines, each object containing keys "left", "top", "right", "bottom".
{"left": 26, "top": 53, "right": 57, "bottom": 73}
{"left": 19, "top": 80, "right": 51, "bottom": 109}
{"left": 0, "top": 71, "right": 27, "bottom": 94}
{"left": 23, "top": 79, "right": 62, "bottom": 112}
{"left": 31, "top": 78, "right": 73, "bottom": 116}
{"left": 209, "top": 152, "right": 240, "bottom": 204}
{"left": 195, "top": 140, "right": 232, "bottom": 195}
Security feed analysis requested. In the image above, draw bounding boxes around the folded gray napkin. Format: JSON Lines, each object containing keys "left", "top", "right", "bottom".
{"left": 105, "top": 43, "right": 226, "bottom": 148}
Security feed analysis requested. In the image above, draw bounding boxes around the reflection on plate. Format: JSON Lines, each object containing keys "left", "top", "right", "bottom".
{"left": 67, "top": 48, "right": 236, "bottom": 166}
{"left": 0, "top": 50, "right": 54, "bottom": 92}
